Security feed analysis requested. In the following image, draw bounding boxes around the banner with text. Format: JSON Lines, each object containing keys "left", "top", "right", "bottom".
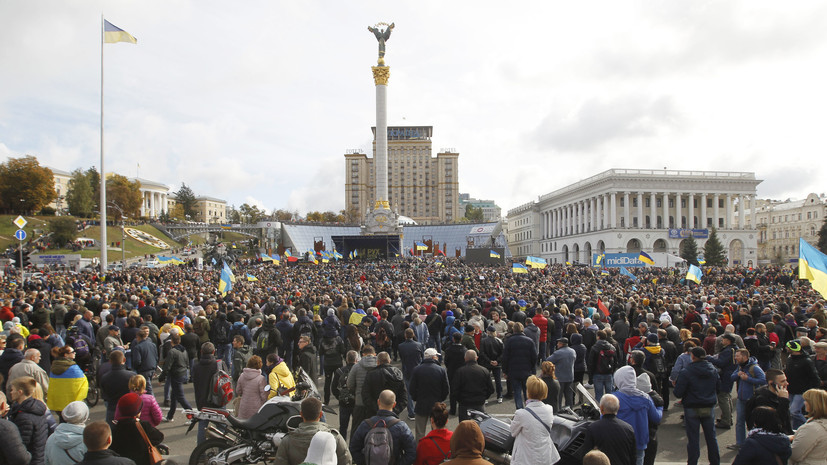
{"left": 668, "top": 228, "right": 709, "bottom": 239}
{"left": 592, "top": 253, "right": 645, "bottom": 268}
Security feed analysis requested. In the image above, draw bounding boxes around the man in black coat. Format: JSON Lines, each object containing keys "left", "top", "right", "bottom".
{"left": 100, "top": 351, "right": 136, "bottom": 425}
{"left": 77, "top": 421, "right": 136, "bottom": 465}
{"left": 253, "top": 314, "right": 282, "bottom": 359}
{"left": 443, "top": 332, "right": 467, "bottom": 415}
{"left": 397, "top": 328, "right": 424, "bottom": 418}
{"left": 409, "top": 348, "right": 449, "bottom": 441}
{"left": 362, "top": 352, "right": 407, "bottom": 418}
{"left": 130, "top": 328, "right": 158, "bottom": 395}
{"left": 582, "top": 394, "right": 636, "bottom": 465}
{"left": 0, "top": 335, "right": 25, "bottom": 392}
{"left": 501, "top": 322, "right": 537, "bottom": 410}
{"left": 450, "top": 350, "right": 494, "bottom": 421}
{"left": 479, "top": 326, "right": 504, "bottom": 402}
{"left": 192, "top": 342, "right": 228, "bottom": 445}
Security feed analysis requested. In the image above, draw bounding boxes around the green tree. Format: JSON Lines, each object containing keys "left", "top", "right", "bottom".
{"left": 238, "top": 204, "right": 264, "bottom": 223}
{"left": 703, "top": 228, "right": 727, "bottom": 266}
{"left": 0, "top": 155, "right": 57, "bottom": 214}
{"left": 273, "top": 209, "right": 294, "bottom": 222}
{"left": 306, "top": 211, "right": 323, "bottom": 222}
{"left": 465, "top": 204, "right": 485, "bottom": 222}
{"left": 106, "top": 175, "right": 142, "bottom": 219}
{"left": 818, "top": 217, "right": 827, "bottom": 254}
{"left": 85, "top": 167, "right": 101, "bottom": 213}
{"left": 65, "top": 169, "right": 95, "bottom": 217}
{"left": 680, "top": 236, "right": 700, "bottom": 266}
{"left": 49, "top": 217, "right": 79, "bottom": 248}
{"left": 175, "top": 183, "right": 198, "bottom": 218}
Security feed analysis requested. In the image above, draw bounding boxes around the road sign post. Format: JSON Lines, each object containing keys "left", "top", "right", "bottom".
{"left": 13, "top": 216, "right": 27, "bottom": 277}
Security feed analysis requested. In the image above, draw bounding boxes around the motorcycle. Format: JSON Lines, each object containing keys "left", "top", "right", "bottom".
{"left": 468, "top": 383, "right": 601, "bottom": 465}
{"left": 185, "top": 368, "right": 333, "bottom": 465}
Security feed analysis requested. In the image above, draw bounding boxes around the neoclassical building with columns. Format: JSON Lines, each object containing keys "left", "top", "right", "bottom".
{"left": 507, "top": 169, "right": 762, "bottom": 266}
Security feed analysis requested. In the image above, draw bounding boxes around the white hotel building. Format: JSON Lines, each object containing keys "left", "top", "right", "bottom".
{"left": 507, "top": 169, "right": 762, "bottom": 266}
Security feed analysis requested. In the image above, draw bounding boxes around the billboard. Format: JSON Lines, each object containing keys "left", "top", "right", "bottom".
{"left": 668, "top": 228, "right": 709, "bottom": 239}
{"left": 593, "top": 253, "right": 645, "bottom": 268}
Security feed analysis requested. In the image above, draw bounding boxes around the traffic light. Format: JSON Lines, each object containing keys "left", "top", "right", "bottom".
{"left": 13, "top": 250, "right": 30, "bottom": 268}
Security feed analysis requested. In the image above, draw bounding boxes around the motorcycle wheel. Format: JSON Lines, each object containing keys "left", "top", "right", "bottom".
{"left": 85, "top": 378, "right": 99, "bottom": 407}
{"left": 189, "top": 438, "right": 231, "bottom": 465}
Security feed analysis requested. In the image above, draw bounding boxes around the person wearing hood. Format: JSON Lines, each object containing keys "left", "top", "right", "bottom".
{"left": 729, "top": 348, "right": 766, "bottom": 450}
{"left": 731, "top": 406, "right": 792, "bottom": 465}
{"left": 8, "top": 376, "right": 49, "bottom": 465}
{"left": 347, "top": 344, "right": 377, "bottom": 433}
{"left": 299, "top": 431, "right": 338, "bottom": 465}
{"left": 613, "top": 365, "right": 662, "bottom": 465}
{"left": 46, "top": 345, "right": 88, "bottom": 420}
{"left": 443, "top": 420, "right": 489, "bottom": 465}
{"left": 229, "top": 319, "right": 253, "bottom": 346}
{"left": 674, "top": 347, "right": 721, "bottom": 465}
{"left": 636, "top": 373, "right": 664, "bottom": 465}
{"left": 45, "top": 401, "right": 89, "bottom": 465}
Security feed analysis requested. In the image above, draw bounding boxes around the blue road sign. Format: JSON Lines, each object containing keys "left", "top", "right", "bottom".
{"left": 14, "top": 229, "right": 26, "bottom": 241}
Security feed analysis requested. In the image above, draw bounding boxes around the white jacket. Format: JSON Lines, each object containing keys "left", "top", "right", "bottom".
{"left": 510, "top": 399, "right": 561, "bottom": 465}
{"left": 791, "top": 418, "right": 827, "bottom": 465}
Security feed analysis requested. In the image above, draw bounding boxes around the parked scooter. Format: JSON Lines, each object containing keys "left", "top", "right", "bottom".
{"left": 468, "top": 384, "right": 601, "bottom": 465}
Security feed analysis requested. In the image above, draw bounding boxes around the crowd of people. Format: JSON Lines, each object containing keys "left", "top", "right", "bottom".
{"left": 0, "top": 257, "right": 825, "bottom": 465}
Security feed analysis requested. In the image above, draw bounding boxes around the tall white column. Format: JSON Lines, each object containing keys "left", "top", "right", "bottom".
{"left": 610, "top": 193, "right": 617, "bottom": 228}
{"left": 372, "top": 66, "right": 390, "bottom": 207}
{"left": 649, "top": 193, "right": 657, "bottom": 229}
{"left": 580, "top": 202, "right": 586, "bottom": 233}
{"left": 751, "top": 195, "right": 758, "bottom": 229}
{"left": 602, "top": 195, "right": 609, "bottom": 229}
{"left": 701, "top": 194, "right": 708, "bottom": 229}
{"left": 553, "top": 209, "right": 558, "bottom": 238}
{"left": 713, "top": 194, "right": 720, "bottom": 229}
{"left": 726, "top": 194, "right": 733, "bottom": 229}
{"left": 623, "top": 192, "right": 630, "bottom": 228}
{"left": 637, "top": 193, "right": 644, "bottom": 229}
{"left": 591, "top": 197, "right": 596, "bottom": 231}
{"left": 676, "top": 193, "right": 682, "bottom": 228}
{"left": 688, "top": 193, "right": 695, "bottom": 228}
{"left": 739, "top": 195, "right": 746, "bottom": 229}
{"left": 662, "top": 193, "right": 669, "bottom": 228}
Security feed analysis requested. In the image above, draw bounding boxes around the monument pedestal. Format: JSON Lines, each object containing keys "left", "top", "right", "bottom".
{"left": 363, "top": 201, "right": 402, "bottom": 235}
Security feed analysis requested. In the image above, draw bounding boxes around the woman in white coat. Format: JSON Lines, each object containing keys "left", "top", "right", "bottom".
{"left": 509, "top": 375, "right": 562, "bottom": 465}
{"left": 790, "top": 388, "right": 827, "bottom": 465}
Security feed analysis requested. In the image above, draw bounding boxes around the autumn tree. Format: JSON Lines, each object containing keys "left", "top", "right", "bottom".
{"left": 65, "top": 169, "right": 95, "bottom": 217}
{"left": 106, "top": 175, "right": 142, "bottom": 219}
{"left": 273, "top": 209, "right": 294, "bottom": 222}
{"left": 175, "top": 183, "right": 198, "bottom": 218}
{"left": 238, "top": 204, "right": 264, "bottom": 223}
{"left": 0, "top": 155, "right": 57, "bottom": 214}
{"left": 342, "top": 206, "right": 360, "bottom": 223}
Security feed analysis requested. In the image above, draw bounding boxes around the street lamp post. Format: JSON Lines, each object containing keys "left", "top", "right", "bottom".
{"left": 108, "top": 202, "right": 126, "bottom": 268}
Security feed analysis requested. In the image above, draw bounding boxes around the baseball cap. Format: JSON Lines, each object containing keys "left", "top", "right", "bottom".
{"left": 424, "top": 348, "right": 440, "bottom": 358}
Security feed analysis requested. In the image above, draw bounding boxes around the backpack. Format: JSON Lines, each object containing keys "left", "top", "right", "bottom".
{"left": 233, "top": 348, "right": 252, "bottom": 380}
{"left": 297, "top": 320, "right": 314, "bottom": 343}
{"left": 256, "top": 330, "right": 271, "bottom": 352}
{"left": 208, "top": 360, "right": 234, "bottom": 406}
{"left": 213, "top": 321, "right": 229, "bottom": 344}
{"left": 362, "top": 418, "right": 401, "bottom": 465}
{"left": 335, "top": 366, "right": 355, "bottom": 408}
{"left": 321, "top": 337, "right": 340, "bottom": 357}
{"left": 650, "top": 352, "right": 667, "bottom": 376}
{"left": 193, "top": 319, "right": 206, "bottom": 337}
{"left": 596, "top": 347, "right": 616, "bottom": 375}
{"left": 173, "top": 318, "right": 186, "bottom": 331}
{"left": 71, "top": 335, "right": 91, "bottom": 357}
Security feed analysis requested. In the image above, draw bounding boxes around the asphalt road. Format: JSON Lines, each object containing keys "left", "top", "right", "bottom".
{"left": 84, "top": 365, "right": 741, "bottom": 465}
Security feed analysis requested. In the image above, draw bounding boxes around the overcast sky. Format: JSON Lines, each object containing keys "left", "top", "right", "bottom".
{"left": 2, "top": 1, "right": 826, "bottom": 216}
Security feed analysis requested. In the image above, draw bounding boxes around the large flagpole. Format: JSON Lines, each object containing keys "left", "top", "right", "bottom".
{"left": 100, "top": 14, "right": 108, "bottom": 273}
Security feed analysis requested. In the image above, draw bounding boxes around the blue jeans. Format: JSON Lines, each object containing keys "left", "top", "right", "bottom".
{"left": 168, "top": 375, "right": 192, "bottom": 420}
{"left": 215, "top": 343, "right": 232, "bottom": 364}
{"left": 405, "top": 378, "right": 415, "bottom": 417}
{"left": 141, "top": 371, "right": 155, "bottom": 396}
{"left": 684, "top": 407, "right": 720, "bottom": 465}
{"left": 735, "top": 399, "right": 748, "bottom": 445}
{"left": 511, "top": 378, "right": 527, "bottom": 409}
{"left": 635, "top": 449, "right": 645, "bottom": 465}
{"left": 790, "top": 394, "right": 806, "bottom": 430}
{"left": 593, "top": 374, "right": 614, "bottom": 403}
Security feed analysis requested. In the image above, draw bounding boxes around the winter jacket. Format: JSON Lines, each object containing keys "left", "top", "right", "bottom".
{"left": 320, "top": 336, "right": 346, "bottom": 371}
{"left": 790, "top": 418, "right": 827, "bottom": 465}
{"left": 571, "top": 333, "right": 587, "bottom": 373}
{"left": 253, "top": 322, "right": 282, "bottom": 358}
{"left": 161, "top": 345, "right": 189, "bottom": 379}
{"left": 101, "top": 365, "right": 136, "bottom": 416}
{"left": 350, "top": 409, "right": 416, "bottom": 465}
{"left": 296, "top": 344, "right": 318, "bottom": 380}
{"left": 193, "top": 356, "right": 226, "bottom": 409}
{"left": 746, "top": 385, "right": 794, "bottom": 435}
{"left": 274, "top": 420, "right": 351, "bottom": 465}
{"left": 45, "top": 422, "right": 86, "bottom": 465}
{"left": 414, "top": 428, "right": 452, "bottom": 465}
{"left": 47, "top": 358, "right": 89, "bottom": 412}
{"left": 235, "top": 367, "right": 268, "bottom": 419}
{"left": 709, "top": 344, "right": 737, "bottom": 392}
{"left": 523, "top": 325, "right": 540, "bottom": 354}
{"left": 732, "top": 429, "right": 792, "bottom": 465}
{"left": 114, "top": 393, "right": 162, "bottom": 427}
{"left": 266, "top": 361, "right": 295, "bottom": 399}
{"left": 363, "top": 364, "right": 408, "bottom": 416}
{"left": 10, "top": 397, "right": 49, "bottom": 465}
{"left": 731, "top": 356, "right": 766, "bottom": 401}
{"left": 582, "top": 413, "right": 636, "bottom": 465}
{"left": 229, "top": 321, "right": 252, "bottom": 346}
{"left": 7, "top": 359, "right": 50, "bottom": 398}
{"left": 450, "top": 360, "right": 494, "bottom": 406}
{"left": 588, "top": 339, "right": 618, "bottom": 376}
{"left": 346, "top": 354, "right": 376, "bottom": 407}
{"left": 547, "top": 346, "right": 576, "bottom": 383}
{"left": 509, "top": 399, "right": 561, "bottom": 465}
{"left": 0, "top": 347, "right": 24, "bottom": 392}
{"left": 109, "top": 419, "right": 163, "bottom": 465}
{"left": 502, "top": 332, "right": 537, "bottom": 381}
{"left": 785, "top": 353, "right": 821, "bottom": 395}
{"left": 613, "top": 367, "right": 662, "bottom": 451}
{"left": 412, "top": 321, "right": 430, "bottom": 346}
{"left": 0, "top": 417, "right": 31, "bottom": 465}
{"left": 409, "top": 358, "right": 450, "bottom": 416}
{"left": 130, "top": 338, "right": 158, "bottom": 375}
{"left": 398, "top": 339, "right": 424, "bottom": 379}
{"left": 669, "top": 352, "right": 691, "bottom": 384}
{"left": 479, "top": 335, "right": 503, "bottom": 371}
{"left": 674, "top": 359, "right": 720, "bottom": 408}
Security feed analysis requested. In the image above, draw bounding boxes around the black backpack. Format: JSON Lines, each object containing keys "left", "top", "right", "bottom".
{"left": 649, "top": 352, "right": 666, "bottom": 376}
{"left": 335, "top": 366, "right": 355, "bottom": 408}
{"left": 212, "top": 321, "right": 229, "bottom": 344}
{"left": 362, "top": 418, "right": 401, "bottom": 465}
{"left": 297, "top": 320, "right": 314, "bottom": 343}
{"left": 596, "top": 347, "right": 616, "bottom": 375}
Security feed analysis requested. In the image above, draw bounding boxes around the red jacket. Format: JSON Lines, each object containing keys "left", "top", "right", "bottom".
{"left": 415, "top": 428, "right": 453, "bottom": 465}
{"left": 533, "top": 314, "right": 548, "bottom": 342}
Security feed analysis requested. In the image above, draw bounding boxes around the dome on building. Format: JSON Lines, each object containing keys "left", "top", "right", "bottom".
{"left": 398, "top": 215, "right": 417, "bottom": 225}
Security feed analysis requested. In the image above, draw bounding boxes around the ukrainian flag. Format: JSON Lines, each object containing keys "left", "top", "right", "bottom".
{"left": 415, "top": 241, "right": 427, "bottom": 251}
{"left": 272, "top": 254, "right": 280, "bottom": 265}
{"left": 219, "top": 265, "right": 233, "bottom": 296}
{"left": 490, "top": 250, "right": 501, "bottom": 258}
{"left": 223, "top": 261, "right": 236, "bottom": 283}
{"left": 512, "top": 263, "right": 528, "bottom": 274}
{"left": 246, "top": 274, "right": 258, "bottom": 282}
{"left": 261, "top": 253, "right": 274, "bottom": 262}
{"left": 309, "top": 252, "right": 318, "bottom": 265}
{"left": 799, "top": 238, "right": 827, "bottom": 298}
{"left": 333, "top": 251, "right": 343, "bottom": 260}
{"left": 600, "top": 269, "right": 610, "bottom": 276}
{"left": 157, "top": 256, "right": 184, "bottom": 265}
{"left": 526, "top": 256, "right": 547, "bottom": 269}
{"left": 435, "top": 261, "right": 443, "bottom": 267}
{"left": 686, "top": 264, "right": 703, "bottom": 284}
{"left": 103, "top": 20, "right": 137, "bottom": 44}
{"left": 638, "top": 251, "right": 655, "bottom": 266}
{"left": 697, "top": 256, "right": 707, "bottom": 265}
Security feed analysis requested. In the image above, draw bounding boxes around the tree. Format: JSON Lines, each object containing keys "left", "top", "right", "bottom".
{"left": 342, "top": 206, "right": 360, "bottom": 224}
{"left": 175, "top": 183, "right": 198, "bottom": 219}
{"left": 306, "top": 211, "right": 323, "bottom": 222}
{"left": 680, "top": 236, "right": 700, "bottom": 266}
{"left": 818, "top": 217, "right": 827, "bottom": 254}
{"left": 465, "top": 204, "right": 485, "bottom": 222}
{"left": 272, "top": 209, "right": 294, "bottom": 222}
{"left": 0, "top": 155, "right": 57, "bottom": 214}
{"left": 65, "top": 169, "right": 95, "bottom": 217}
{"left": 49, "top": 217, "right": 79, "bottom": 248}
{"left": 106, "top": 175, "right": 142, "bottom": 219}
{"left": 168, "top": 204, "right": 185, "bottom": 222}
{"left": 85, "top": 167, "right": 101, "bottom": 214}
{"left": 238, "top": 204, "right": 264, "bottom": 223}
{"left": 703, "top": 228, "right": 727, "bottom": 267}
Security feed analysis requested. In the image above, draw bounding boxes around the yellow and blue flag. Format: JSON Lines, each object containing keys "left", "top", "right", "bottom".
{"left": 490, "top": 250, "right": 501, "bottom": 259}
{"left": 157, "top": 256, "right": 184, "bottom": 265}
{"left": 799, "top": 238, "right": 827, "bottom": 298}
{"left": 246, "top": 274, "right": 258, "bottom": 282}
{"left": 272, "top": 254, "right": 280, "bottom": 265}
{"left": 415, "top": 241, "right": 427, "bottom": 251}
{"left": 104, "top": 20, "right": 137, "bottom": 44}
{"left": 219, "top": 264, "right": 233, "bottom": 296}
{"left": 697, "top": 256, "right": 707, "bottom": 265}
{"left": 223, "top": 261, "right": 236, "bottom": 283}
{"left": 686, "top": 264, "right": 702, "bottom": 284}
{"left": 526, "top": 256, "right": 547, "bottom": 269}
{"left": 309, "top": 252, "right": 318, "bottom": 265}
{"left": 638, "top": 251, "right": 655, "bottom": 266}
{"left": 261, "top": 253, "right": 274, "bottom": 262}
{"left": 600, "top": 269, "right": 610, "bottom": 276}
{"left": 512, "top": 263, "right": 528, "bottom": 274}
{"left": 595, "top": 254, "right": 604, "bottom": 266}
{"left": 333, "top": 251, "right": 343, "bottom": 261}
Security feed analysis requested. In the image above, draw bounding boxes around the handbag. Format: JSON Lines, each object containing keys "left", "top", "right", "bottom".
{"left": 135, "top": 421, "right": 164, "bottom": 465}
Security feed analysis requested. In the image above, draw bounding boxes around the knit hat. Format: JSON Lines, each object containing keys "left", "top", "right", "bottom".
{"left": 62, "top": 401, "right": 90, "bottom": 424}
{"left": 786, "top": 340, "right": 803, "bottom": 352}
{"left": 116, "top": 392, "right": 144, "bottom": 419}
{"left": 646, "top": 333, "right": 659, "bottom": 344}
